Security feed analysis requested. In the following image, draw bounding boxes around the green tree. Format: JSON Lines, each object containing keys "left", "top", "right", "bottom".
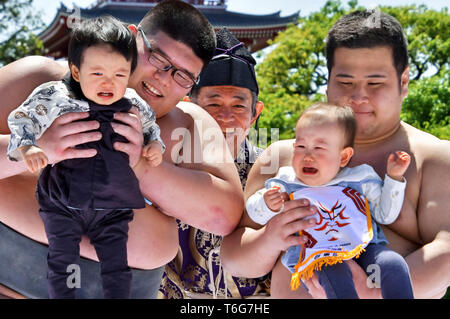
{"left": 0, "top": 0, "right": 46, "bottom": 67}
{"left": 401, "top": 74, "right": 450, "bottom": 140}
{"left": 256, "top": 0, "right": 449, "bottom": 142}
{"left": 383, "top": 5, "right": 450, "bottom": 80}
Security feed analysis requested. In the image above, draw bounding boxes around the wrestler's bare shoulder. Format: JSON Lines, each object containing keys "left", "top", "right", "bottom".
{"left": 402, "top": 122, "right": 449, "bottom": 160}
{"left": 157, "top": 101, "right": 211, "bottom": 130}
{"left": 1, "top": 55, "right": 68, "bottom": 81}
{"left": 175, "top": 100, "right": 222, "bottom": 126}
{"left": 0, "top": 56, "right": 68, "bottom": 132}
{"left": 156, "top": 101, "right": 221, "bottom": 165}
{"left": 157, "top": 101, "right": 212, "bottom": 143}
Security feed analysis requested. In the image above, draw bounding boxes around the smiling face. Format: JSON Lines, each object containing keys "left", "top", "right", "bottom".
{"left": 194, "top": 85, "right": 263, "bottom": 157}
{"left": 128, "top": 30, "right": 204, "bottom": 118}
{"left": 70, "top": 44, "right": 132, "bottom": 105}
{"left": 326, "top": 46, "right": 409, "bottom": 142}
{"left": 292, "top": 116, "right": 353, "bottom": 186}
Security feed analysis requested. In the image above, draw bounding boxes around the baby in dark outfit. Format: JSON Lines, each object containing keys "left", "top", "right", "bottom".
{"left": 7, "top": 16, "right": 164, "bottom": 298}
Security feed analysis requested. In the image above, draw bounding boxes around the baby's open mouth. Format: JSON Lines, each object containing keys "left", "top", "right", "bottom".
{"left": 98, "top": 92, "right": 113, "bottom": 97}
{"left": 303, "top": 167, "right": 318, "bottom": 174}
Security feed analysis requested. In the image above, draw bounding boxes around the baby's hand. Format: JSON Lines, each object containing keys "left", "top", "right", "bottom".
{"left": 263, "top": 186, "right": 289, "bottom": 212}
{"left": 142, "top": 141, "right": 163, "bottom": 167}
{"left": 20, "top": 145, "right": 48, "bottom": 173}
{"left": 387, "top": 151, "right": 411, "bottom": 181}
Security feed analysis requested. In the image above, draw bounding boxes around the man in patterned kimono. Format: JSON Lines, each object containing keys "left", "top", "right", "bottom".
{"left": 158, "top": 28, "right": 267, "bottom": 298}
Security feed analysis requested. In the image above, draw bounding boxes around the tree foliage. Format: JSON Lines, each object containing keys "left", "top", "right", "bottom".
{"left": 256, "top": 0, "right": 449, "bottom": 141}
{"left": 402, "top": 74, "right": 450, "bottom": 140}
{"left": 0, "top": 0, "right": 46, "bottom": 67}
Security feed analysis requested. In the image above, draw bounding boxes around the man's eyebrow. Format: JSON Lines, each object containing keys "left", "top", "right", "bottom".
{"left": 335, "top": 73, "right": 387, "bottom": 78}
{"left": 335, "top": 73, "right": 354, "bottom": 78}
{"left": 206, "top": 93, "right": 248, "bottom": 101}
{"left": 232, "top": 95, "right": 247, "bottom": 101}
{"left": 151, "top": 43, "right": 197, "bottom": 78}
{"left": 206, "top": 93, "right": 221, "bottom": 99}
{"left": 365, "top": 74, "right": 387, "bottom": 78}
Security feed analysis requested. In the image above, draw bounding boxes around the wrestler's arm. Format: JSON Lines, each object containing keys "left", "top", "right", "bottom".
{"left": 221, "top": 140, "right": 315, "bottom": 278}
{"left": 134, "top": 101, "right": 244, "bottom": 236}
{"left": 404, "top": 138, "right": 450, "bottom": 298}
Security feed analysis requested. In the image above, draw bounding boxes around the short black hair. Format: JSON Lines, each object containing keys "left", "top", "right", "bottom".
{"left": 326, "top": 9, "right": 409, "bottom": 82}
{"left": 68, "top": 15, "right": 138, "bottom": 72}
{"left": 139, "top": 0, "right": 216, "bottom": 67}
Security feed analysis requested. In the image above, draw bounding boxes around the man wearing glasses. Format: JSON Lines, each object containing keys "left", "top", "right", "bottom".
{"left": 0, "top": 0, "right": 243, "bottom": 298}
{"left": 138, "top": 27, "right": 200, "bottom": 90}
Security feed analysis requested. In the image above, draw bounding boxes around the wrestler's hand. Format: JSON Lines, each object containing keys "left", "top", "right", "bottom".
{"left": 344, "top": 259, "right": 381, "bottom": 299}
{"left": 302, "top": 272, "right": 327, "bottom": 299}
{"left": 387, "top": 151, "right": 411, "bottom": 181}
{"left": 112, "top": 106, "right": 144, "bottom": 168}
{"left": 37, "top": 112, "right": 100, "bottom": 164}
{"left": 263, "top": 198, "right": 318, "bottom": 252}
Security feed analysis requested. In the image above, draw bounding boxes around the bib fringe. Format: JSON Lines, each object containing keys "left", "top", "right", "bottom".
{"left": 290, "top": 244, "right": 367, "bottom": 291}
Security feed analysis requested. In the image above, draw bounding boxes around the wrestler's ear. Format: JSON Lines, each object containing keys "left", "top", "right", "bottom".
{"left": 70, "top": 63, "right": 81, "bottom": 83}
{"left": 340, "top": 146, "right": 354, "bottom": 167}
{"left": 400, "top": 66, "right": 409, "bottom": 99}
{"left": 251, "top": 101, "right": 264, "bottom": 125}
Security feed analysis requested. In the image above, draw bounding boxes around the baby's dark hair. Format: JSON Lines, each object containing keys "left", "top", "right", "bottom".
{"left": 298, "top": 103, "right": 357, "bottom": 148}
{"left": 68, "top": 15, "right": 137, "bottom": 72}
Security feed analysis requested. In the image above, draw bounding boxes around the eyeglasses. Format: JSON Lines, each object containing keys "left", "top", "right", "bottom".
{"left": 138, "top": 27, "right": 199, "bottom": 89}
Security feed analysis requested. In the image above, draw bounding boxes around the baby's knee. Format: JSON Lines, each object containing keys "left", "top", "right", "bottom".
{"left": 377, "top": 250, "right": 410, "bottom": 277}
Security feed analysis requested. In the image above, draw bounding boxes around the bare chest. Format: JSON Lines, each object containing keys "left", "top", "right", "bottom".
{"left": 157, "top": 111, "right": 192, "bottom": 165}
{"left": 351, "top": 144, "right": 422, "bottom": 253}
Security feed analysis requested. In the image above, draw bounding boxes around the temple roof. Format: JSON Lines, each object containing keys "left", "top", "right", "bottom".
{"left": 60, "top": 2, "right": 299, "bottom": 27}
{"left": 39, "top": 1, "right": 299, "bottom": 58}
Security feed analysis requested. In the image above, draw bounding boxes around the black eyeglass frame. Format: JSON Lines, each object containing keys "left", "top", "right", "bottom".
{"left": 138, "top": 27, "right": 200, "bottom": 89}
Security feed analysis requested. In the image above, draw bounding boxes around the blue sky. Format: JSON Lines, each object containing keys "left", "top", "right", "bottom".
{"left": 34, "top": 0, "right": 448, "bottom": 26}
